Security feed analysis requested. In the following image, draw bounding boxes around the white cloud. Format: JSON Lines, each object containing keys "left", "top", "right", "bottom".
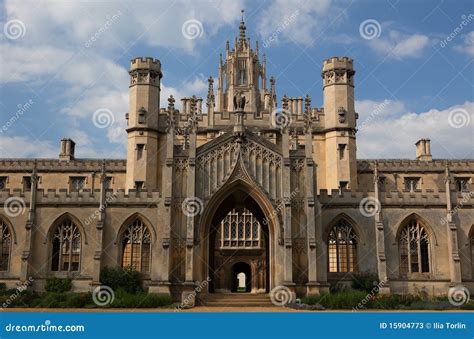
{"left": 454, "top": 31, "right": 474, "bottom": 56}
{"left": 356, "top": 99, "right": 406, "bottom": 119}
{"left": 356, "top": 101, "right": 473, "bottom": 159}
{"left": 2, "top": 0, "right": 244, "bottom": 53}
{"left": 1, "top": 0, "right": 231, "bottom": 149}
{"left": 369, "top": 31, "right": 430, "bottom": 60}
{"left": 257, "top": 0, "right": 339, "bottom": 46}
{"left": 0, "top": 135, "right": 57, "bottom": 158}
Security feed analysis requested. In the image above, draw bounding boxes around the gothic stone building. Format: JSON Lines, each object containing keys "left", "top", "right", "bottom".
{"left": 0, "top": 18, "right": 473, "bottom": 305}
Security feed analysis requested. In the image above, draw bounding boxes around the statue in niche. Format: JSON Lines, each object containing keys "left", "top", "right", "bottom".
{"left": 233, "top": 91, "right": 246, "bottom": 111}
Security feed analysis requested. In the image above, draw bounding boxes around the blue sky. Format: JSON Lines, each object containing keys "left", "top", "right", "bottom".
{"left": 0, "top": 0, "right": 472, "bottom": 159}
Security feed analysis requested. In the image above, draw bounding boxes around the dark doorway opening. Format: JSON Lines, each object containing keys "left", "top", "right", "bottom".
{"left": 231, "top": 262, "right": 251, "bottom": 292}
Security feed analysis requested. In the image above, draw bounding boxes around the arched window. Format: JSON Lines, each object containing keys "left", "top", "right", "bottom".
{"left": 51, "top": 218, "right": 81, "bottom": 272}
{"left": 220, "top": 209, "right": 261, "bottom": 248}
{"left": 398, "top": 219, "right": 430, "bottom": 276}
{"left": 328, "top": 220, "right": 357, "bottom": 273}
{"left": 121, "top": 218, "right": 151, "bottom": 273}
{"left": 0, "top": 220, "right": 11, "bottom": 271}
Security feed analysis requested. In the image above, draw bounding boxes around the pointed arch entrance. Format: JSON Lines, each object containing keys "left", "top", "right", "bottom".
{"left": 198, "top": 179, "right": 278, "bottom": 294}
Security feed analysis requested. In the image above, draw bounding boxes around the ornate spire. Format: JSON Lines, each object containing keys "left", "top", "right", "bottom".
{"left": 239, "top": 9, "right": 246, "bottom": 42}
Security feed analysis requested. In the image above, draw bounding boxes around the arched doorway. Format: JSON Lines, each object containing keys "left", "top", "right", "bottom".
{"left": 231, "top": 262, "right": 251, "bottom": 292}
{"left": 204, "top": 185, "right": 273, "bottom": 294}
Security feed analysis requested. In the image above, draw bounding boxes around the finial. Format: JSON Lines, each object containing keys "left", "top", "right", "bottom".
{"left": 282, "top": 95, "right": 289, "bottom": 110}
{"left": 168, "top": 95, "right": 175, "bottom": 111}
{"left": 303, "top": 95, "right": 312, "bottom": 134}
{"left": 239, "top": 9, "right": 246, "bottom": 42}
{"left": 207, "top": 76, "right": 215, "bottom": 106}
{"left": 444, "top": 161, "right": 450, "bottom": 182}
{"left": 31, "top": 160, "right": 38, "bottom": 182}
{"left": 100, "top": 159, "right": 107, "bottom": 182}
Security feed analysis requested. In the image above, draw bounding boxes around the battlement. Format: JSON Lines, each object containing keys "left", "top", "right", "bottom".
{"left": 0, "top": 189, "right": 161, "bottom": 206}
{"left": 322, "top": 56, "right": 354, "bottom": 71}
{"left": 130, "top": 57, "right": 162, "bottom": 71}
{"left": 0, "top": 159, "right": 126, "bottom": 173}
{"left": 357, "top": 159, "right": 474, "bottom": 173}
{"left": 317, "top": 189, "right": 471, "bottom": 207}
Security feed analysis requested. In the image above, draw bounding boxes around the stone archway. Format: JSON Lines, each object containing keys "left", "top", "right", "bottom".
{"left": 198, "top": 179, "right": 278, "bottom": 295}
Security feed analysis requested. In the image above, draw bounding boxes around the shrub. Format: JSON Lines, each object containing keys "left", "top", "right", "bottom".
{"left": 100, "top": 267, "right": 143, "bottom": 294}
{"left": 109, "top": 290, "right": 173, "bottom": 308}
{"left": 351, "top": 272, "right": 380, "bottom": 293}
{"left": 45, "top": 278, "right": 72, "bottom": 293}
{"left": 303, "top": 291, "right": 370, "bottom": 309}
{"left": 329, "top": 282, "right": 348, "bottom": 294}
{"left": 0, "top": 283, "right": 6, "bottom": 291}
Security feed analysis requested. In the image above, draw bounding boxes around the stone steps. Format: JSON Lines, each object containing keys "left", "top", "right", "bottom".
{"left": 199, "top": 293, "right": 276, "bottom": 307}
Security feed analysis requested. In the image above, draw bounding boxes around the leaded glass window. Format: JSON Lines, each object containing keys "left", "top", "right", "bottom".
{"left": 0, "top": 220, "right": 11, "bottom": 271}
{"left": 220, "top": 209, "right": 260, "bottom": 248}
{"left": 399, "top": 219, "right": 430, "bottom": 276}
{"left": 51, "top": 218, "right": 81, "bottom": 272}
{"left": 121, "top": 218, "right": 151, "bottom": 273}
{"left": 328, "top": 220, "right": 357, "bottom": 273}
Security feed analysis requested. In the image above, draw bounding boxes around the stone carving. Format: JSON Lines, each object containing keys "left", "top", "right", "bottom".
{"left": 233, "top": 91, "right": 246, "bottom": 111}
{"left": 338, "top": 106, "right": 346, "bottom": 123}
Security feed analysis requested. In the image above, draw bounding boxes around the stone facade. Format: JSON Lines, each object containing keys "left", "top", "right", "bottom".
{"left": 0, "top": 17, "right": 473, "bottom": 302}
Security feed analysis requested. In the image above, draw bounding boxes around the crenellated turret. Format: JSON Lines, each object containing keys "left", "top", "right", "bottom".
{"left": 321, "top": 57, "right": 358, "bottom": 191}
{"left": 125, "top": 57, "right": 163, "bottom": 191}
